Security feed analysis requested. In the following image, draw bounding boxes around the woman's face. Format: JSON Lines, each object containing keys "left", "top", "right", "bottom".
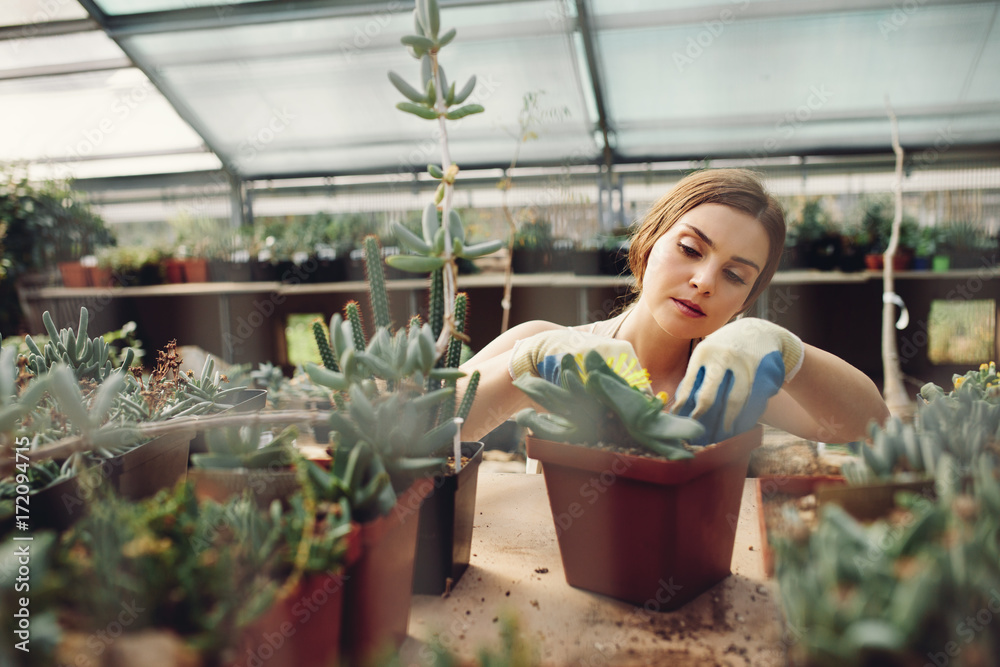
{"left": 638, "top": 202, "right": 770, "bottom": 340}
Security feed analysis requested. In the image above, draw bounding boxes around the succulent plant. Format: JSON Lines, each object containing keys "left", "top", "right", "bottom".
{"left": 842, "top": 363, "right": 1000, "bottom": 487}
{"left": 24, "top": 309, "right": 132, "bottom": 382}
{"left": 190, "top": 424, "right": 298, "bottom": 470}
{"left": 513, "top": 350, "right": 704, "bottom": 459}
{"left": 774, "top": 456, "right": 1000, "bottom": 666}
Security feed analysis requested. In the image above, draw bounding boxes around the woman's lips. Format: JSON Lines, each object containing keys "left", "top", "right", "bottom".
{"left": 672, "top": 298, "right": 706, "bottom": 317}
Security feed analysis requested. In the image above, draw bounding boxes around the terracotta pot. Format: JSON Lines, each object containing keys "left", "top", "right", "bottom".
{"left": 412, "top": 442, "right": 484, "bottom": 594}
{"left": 525, "top": 426, "right": 762, "bottom": 609}
{"left": 188, "top": 468, "right": 300, "bottom": 509}
{"left": 164, "top": 258, "right": 186, "bottom": 284}
{"left": 864, "top": 254, "right": 883, "bottom": 270}
{"left": 755, "top": 475, "right": 846, "bottom": 577}
{"left": 58, "top": 261, "right": 90, "bottom": 287}
{"left": 87, "top": 266, "right": 115, "bottom": 288}
{"left": 341, "top": 479, "right": 434, "bottom": 664}
{"left": 183, "top": 258, "right": 209, "bottom": 283}
{"left": 231, "top": 526, "right": 361, "bottom": 667}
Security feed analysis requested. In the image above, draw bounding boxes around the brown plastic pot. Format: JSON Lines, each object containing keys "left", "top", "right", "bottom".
{"left": 755, "top": 475, "right": 846, "bottom": 577}
{"left": 341, "top": 478, "right": 434, "bottom": 664}
{"left": 412, "top": 441, "right": 484, "bottom": 595}
{"left": 525, "top": 426, "right": 762, "bottom": 610}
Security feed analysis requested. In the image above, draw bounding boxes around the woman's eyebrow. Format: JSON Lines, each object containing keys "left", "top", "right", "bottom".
{"left": 680, "top": 224, "right": 761, "bottom": 272}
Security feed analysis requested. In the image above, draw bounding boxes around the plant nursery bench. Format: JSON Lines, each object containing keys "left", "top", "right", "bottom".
{"left": 400, "top": 473, "right": 789, "bottom": 666}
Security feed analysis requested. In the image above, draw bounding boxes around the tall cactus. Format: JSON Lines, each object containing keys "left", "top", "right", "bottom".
{"left": 456, "top": 370, "right": 479, "bottom": 421}
{"left": 446, "top": 292, "right": 467, "bottom": 370}
{"left": 429, "top": 268, "right": 444, "bottom": 342}
{"left": 344, "top": 301, "right": 367, "bottom": 354}
{"left": 312, "top": 320, "right": 339, "bottom": 372}
{"left": 363, "top": 235, "right": 392, "bottom": 331}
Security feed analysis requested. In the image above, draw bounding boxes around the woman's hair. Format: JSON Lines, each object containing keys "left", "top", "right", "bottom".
{"left": 627, "top": 168, "right": 785, "bottom": 314}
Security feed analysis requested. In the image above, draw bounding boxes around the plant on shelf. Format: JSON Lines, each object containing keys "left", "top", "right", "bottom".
{"left": 511, "top": 215, "right": 554, "bottom": 273}
{"left": 791, "top": 198, "right": 842, "bottom": 271}
{"left": 95, "top": 244, "right": 167, "bottom": 286}
{"left": 937, "top": 219, "right": 995, "bottom": 269}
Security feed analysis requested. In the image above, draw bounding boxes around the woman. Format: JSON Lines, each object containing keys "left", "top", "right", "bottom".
{"left": 460, "top": 169, "right": 889, "bottom": 448}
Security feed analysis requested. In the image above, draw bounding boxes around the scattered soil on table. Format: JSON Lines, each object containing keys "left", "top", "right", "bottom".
{"left": 749, "top": 428, "right": 845, "bottom": 477}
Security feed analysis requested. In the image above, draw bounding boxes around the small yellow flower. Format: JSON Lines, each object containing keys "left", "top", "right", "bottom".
{"left": 656, "top": 391, "right": 670, "bottom": 405}
{"left": 954, "top": 377, "right": 965, "bottom": 389}
{"left": 571, "top": 351, "right": 652, "bottom": 392}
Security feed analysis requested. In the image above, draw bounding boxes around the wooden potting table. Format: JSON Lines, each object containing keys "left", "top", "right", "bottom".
{"left": 400, "top": 473, "right": 788, "bottom": 666}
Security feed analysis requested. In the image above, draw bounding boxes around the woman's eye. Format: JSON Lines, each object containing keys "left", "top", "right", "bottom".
{"left": 678, "top": 243, "right": 700, "bottom": 257}
{"left": 725, "top": 270, "right": 747, "bottom": 285}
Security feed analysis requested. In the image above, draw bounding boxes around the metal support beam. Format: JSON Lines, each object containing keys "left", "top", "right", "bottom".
{"left": 574, "top": 0, "right": 614, "bottom": 172}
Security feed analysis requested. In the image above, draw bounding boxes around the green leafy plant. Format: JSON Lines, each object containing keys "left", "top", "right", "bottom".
{"left": 513, "top": 217, "right": 554, "bottom": 251}
{"left": 513, "top": 350, "right": 704, "bottom": 459}
{"left": 191, "top": 424, "right": 298, "bottom": 470}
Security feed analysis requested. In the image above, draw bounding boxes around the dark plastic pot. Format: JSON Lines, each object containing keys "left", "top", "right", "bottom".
{"left": 599, "top": 246, "right": 631, "bottom": 277}
{"left": 189, "top": 389, "right": 268, "bottom": 455}
{"left": 525, "top": 426, "right": 762, "bottom": 610}
{"left": 341, "top": 479, "right": 433, "bottom": 664}
{"left": 412, "top": 442, "right": 484, "bottom": 594}
{"left": 571, "top": 249, "right": 602, "bottom": 275}
{"left": 511, "top": 249, "right": 551, "bottom": 274}
{"left": 188, "top": 468, "right": 300, "bottom": 509}
{"left": 111, "top": 428, "right": 194, "bottom": 500}
{"left": 481, "top": 419, "right": 523, "bottom": 453}
{"left": 208, "top": 261, "right": 252, "bottom": 282}
{"left": 816, "top": 476, "right": 935, "bottom": 523}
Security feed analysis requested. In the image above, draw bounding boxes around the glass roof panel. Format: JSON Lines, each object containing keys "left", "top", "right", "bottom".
{"left": 0, "top": 30, "right": 125, "bottom": 75}
{"left": 0, "top": 0, "right": 88, "bottom": 27}
{"left": 120, "top": 0, "right": 596, "bottom": 177}
{"left": 2, "top": 68, "right": 208, "bottom": 163}
{"left": 597, "top": 3, "right": 1000, "bottom": 159}
{"left": 94, "top": 0, "right": 266, "bottom": 16}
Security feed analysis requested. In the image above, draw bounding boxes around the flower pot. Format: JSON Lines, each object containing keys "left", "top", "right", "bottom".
{"left": 189, "top": 389, "right": 268, "bottom": 455}
{"left": 208, "top": 261, "right": 252, "bottom": 282}
{"left": 412, "top": 441, "right": 484, "bottom": 594}
{"left": 164, "top": 258, "right": 186, "bottom": 284}
{"left": 58, "top": 261, "right": 90, "bottom": 287}
{"left": 182, "top": 258, "right": 209, "bottom": 283}
{"left": 599, "top": 246, "right": 631, "bottom": 277}
{"left": 231, "top": 572, "right": 347, "bottom": 667}
{"left": 525, "top": 426, "right": 762, "bottom": 609}
{"left": 755, "top": 475, "right": 846, "bottom": 577}
{"left": 188, "top": 468, "right": 301, "bottom": 508}
{"left": 87, "top": 266, "right": 115, "bottom": 288}
{"left": 231, "top": 526, "right": 360, "bottom": 667}
{"left": 911, "top": 256, "right": 931, "bottom": 271}
{"left": 932, "top": 254, "right": 950, "bottom": 272}
{"left": 864, "top": 254, "right": 883, "bottom": 270}
{"left": 511, "top": 249, "right": 551, "bottom": 274}
{"left": 110, "top": 428, "right": 195, "bottom": 500}
{"left": 341, "top": 479, "right": 433, "bottom": 664}
{"left": 815, "top": 476, "right": 935, "bottom": 523}
{"left": 571, "top": 249, "right": 602, "bottom": 275}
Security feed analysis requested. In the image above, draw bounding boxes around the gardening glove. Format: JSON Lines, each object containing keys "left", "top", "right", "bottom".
{"left": 672, "top": 318, "right": 804, "bottom": 446}
{"left": 509, "top": 329, "right": 652, "bottom": 393}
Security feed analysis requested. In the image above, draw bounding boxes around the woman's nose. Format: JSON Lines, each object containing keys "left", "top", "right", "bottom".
{"left": 690, "top": 267, "right": 714, "bottom": 295}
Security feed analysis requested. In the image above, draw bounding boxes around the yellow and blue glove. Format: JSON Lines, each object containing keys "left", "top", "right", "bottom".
{"left": 672, "top": 318, "right": 804, "bottom": 446}
{"left": 509, "top": 329, "right": 651, "bottom": 392}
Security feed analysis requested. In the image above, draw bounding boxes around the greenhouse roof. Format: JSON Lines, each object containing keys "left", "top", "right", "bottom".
{"left": 2, "top": 0, "right": 999, "bottom": 182}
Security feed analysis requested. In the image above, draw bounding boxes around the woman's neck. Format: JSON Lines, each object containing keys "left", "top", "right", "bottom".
{"left": 614, "top": 298, "right": 692, "bottom": 380}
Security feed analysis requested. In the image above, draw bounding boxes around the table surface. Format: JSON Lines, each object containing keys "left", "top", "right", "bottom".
{"left": 399, "top": 473, "right": 790, "bottom": 666}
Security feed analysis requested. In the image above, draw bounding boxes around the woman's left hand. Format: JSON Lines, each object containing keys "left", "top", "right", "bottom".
{"left": 671, "top": 318, "right": 804, "bottom": 446}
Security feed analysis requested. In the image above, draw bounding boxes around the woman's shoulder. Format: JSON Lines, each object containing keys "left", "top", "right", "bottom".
{"left": 572, "top": 308, "right": 631, "bottom": 337}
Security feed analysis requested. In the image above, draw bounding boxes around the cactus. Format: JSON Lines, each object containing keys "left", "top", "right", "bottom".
{"left": 429, "top": 267, "right": 444, "bottom": 341}
{"left": 344, "top": 301, "right": 367, "bottom": 356}
{"left": 363, "top": 235, "right": 392, "bottom": 331}
{"left": 456, "top": 369, "right": 479, "bottom": 422}
{"left": 514, "top": 351, "right": 704, "bottom": 459}
{"left": 446, "top": 292, "right": 467, "bottom": 370}
{"left": 312, "top": 319, "right": 338, "bottom": 372}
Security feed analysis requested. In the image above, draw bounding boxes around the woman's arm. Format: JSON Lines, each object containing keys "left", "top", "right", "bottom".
{"left": 458, "top": 320, "right": 563, "bottom": 441}
{"left": 761, "top": 343, "right": 890, "bottom": 442}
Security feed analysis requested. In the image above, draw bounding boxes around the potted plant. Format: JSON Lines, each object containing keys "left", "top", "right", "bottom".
{"left": 0, "top": 308, "right": 248, "bottom": 531}
{"left": 793, "top": 198, "right": 841, "bottom": 271}
{"left": 937, "top": 220, "right": 994, "bottom": 270}
{"left": 511, "top": 216, "right": 554, "bottom": 273}
{"left": 189, "top": 424, "right": 300, "bottom": 508}
{"left": 514, "top": 351, "right": 762, "bottom": 609}
{"left": 300, "top": 3, "right": 501, "bottom": 659}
